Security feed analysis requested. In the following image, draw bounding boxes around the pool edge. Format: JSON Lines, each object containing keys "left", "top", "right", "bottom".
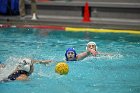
{"left": 0, "top": 24, "right": 140, "bottom": 35}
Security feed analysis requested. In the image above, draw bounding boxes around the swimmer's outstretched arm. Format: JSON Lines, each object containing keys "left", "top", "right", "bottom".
{"left": 31, "top": 60, "right": 52, "bottom": 64}
{"left": 76, "top": 51, "right": 90, "bottom": 60}
{"left": 77, "top": 49, "right": 98, "bottom": 60}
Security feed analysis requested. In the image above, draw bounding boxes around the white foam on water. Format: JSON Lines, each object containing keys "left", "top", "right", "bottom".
{"left": 0, "top": 57, "right": 21, "bottom": 81}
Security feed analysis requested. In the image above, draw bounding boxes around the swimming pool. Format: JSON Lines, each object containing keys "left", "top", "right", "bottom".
{"left": 0, "top": 28, "right": 140, "bottom": 93}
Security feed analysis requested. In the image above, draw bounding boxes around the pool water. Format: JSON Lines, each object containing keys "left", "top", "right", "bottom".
{"left": 0, "top": 28, "right": 140, "bottom": 93}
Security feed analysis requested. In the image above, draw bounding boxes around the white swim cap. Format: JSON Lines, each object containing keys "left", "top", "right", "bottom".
{"left": 17, "top": 58, "right": 32, "bottom": 72}
{"left": 23, "top": 58, "right": 32, "bottom": 64}
{"left": 86, "top": 41, "right": 97, "bottom": 51}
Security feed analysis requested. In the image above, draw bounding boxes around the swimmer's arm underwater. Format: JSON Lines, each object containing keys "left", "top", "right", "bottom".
{"left": 31, "top": 60, "right": 52, "bottom": 64}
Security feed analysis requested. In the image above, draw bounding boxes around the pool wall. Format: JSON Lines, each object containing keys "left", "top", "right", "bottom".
{"left": 0, "top": 0, "right": 140, "bottom": 32}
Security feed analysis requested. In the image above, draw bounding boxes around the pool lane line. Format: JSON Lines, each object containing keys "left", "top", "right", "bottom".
{"left": 65, "top": 27, "right": 140, "bottom": 34}
{"left": 0, "top": 24, "right": 65, "bottom": 31}
{"left": 15, "top": 25, "right": 140, "bottom": 34}
{"left": 0, "top": 24, "right": 140, "bottom": 34}
{"left": 17, "top": 25, "right": 65, "bottom": 30}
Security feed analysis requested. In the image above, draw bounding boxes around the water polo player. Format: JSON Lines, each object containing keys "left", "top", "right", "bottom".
{"left": 0, "top": 58, "right": 52, "bottom": 82}
{"left": 86, "top": 41, "right": 98, "bottom": 56}
{"left": 65, "top": 42, "right": 98, "bottom": 61}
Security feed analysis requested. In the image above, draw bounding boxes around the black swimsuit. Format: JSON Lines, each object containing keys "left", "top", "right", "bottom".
{"left": 8, "top": 70, "right": 30, "bottom": 80}
{"left": 0, "top": 70, "right": 30, "bottom": 83}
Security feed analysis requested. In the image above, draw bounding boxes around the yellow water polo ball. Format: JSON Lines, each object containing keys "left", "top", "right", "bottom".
{"left": 55, "top": 62, "right": 69, "bottom": 75}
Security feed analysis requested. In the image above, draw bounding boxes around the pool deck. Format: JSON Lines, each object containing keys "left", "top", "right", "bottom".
{"left": 0, "top": 1, "right": 140, "bottom": 32}
{"left": 0, "top": 15, "right": 140, "bottom": 30}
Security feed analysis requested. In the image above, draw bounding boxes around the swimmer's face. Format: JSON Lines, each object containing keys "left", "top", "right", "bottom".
{"left": 87, "top": 44, "right": 96, "bottom": 50}
{"left": 66, "top": 51, "right": 75, "bottom": 60}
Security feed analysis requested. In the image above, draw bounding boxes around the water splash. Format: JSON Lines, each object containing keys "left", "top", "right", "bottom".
{"left": 0, "top": 57, "right": 22, "bottom": 81}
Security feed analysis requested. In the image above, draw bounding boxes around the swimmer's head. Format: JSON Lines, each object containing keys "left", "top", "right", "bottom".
{"left": 17, "top": 58, "right": 32, "bottom": 72}
{"left": 86, "top": 42, "right": 97, "bottom": 51}
{"left": 65, "top": 48, "right": 77, "bottom": 61}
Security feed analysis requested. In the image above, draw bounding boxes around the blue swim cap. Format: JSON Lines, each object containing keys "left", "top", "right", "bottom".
{"left": 65, "top": 48, "right": 77, "bottom": 61}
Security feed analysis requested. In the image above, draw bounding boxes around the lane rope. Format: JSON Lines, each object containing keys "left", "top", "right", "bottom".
{"left": 0, "top": 24, "right": 140, "bottom": 34}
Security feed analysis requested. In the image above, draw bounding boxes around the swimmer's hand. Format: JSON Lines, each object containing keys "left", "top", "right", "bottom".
{"left": 87, "top": 48, "right": 97, "bottom": 56}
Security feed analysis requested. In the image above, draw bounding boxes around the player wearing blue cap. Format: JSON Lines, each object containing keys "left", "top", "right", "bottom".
{"left": 65, "top": 42, "right": 98, "bottom": 61}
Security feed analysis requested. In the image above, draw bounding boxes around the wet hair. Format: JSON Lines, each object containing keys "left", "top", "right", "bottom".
{"left": 65, "top": 48, "right": 77, "bottom": 61}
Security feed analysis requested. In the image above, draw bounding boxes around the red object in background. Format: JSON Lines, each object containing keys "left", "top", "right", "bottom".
{"left": 82, "top": 2, "right": 91, "bottom": 22}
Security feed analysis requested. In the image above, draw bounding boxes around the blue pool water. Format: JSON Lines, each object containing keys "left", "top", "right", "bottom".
{"left": 0, "top": 28, "right": 140, "bottom": 93}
